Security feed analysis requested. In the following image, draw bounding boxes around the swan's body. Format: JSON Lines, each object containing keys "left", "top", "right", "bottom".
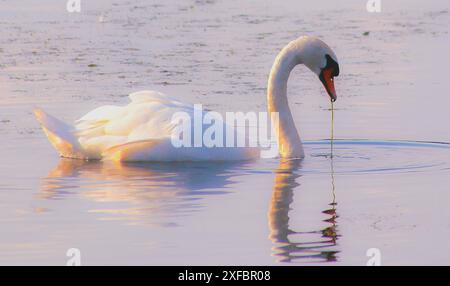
{"left": 34, "top": 91, "right": 259, "bottom": 161}
{"left": 35, "top": 36, "right": 339, "bottom": 162}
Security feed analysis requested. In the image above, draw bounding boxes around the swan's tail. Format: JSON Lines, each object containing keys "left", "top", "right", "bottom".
{"left": 34, "top": 108, "right": 86, "bottom": 159}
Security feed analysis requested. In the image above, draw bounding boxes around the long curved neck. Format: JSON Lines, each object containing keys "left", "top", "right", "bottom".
{"left": 267, "top": 43, "right": 305, "bottom": 158}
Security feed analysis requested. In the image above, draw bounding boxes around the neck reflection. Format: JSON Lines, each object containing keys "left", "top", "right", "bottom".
{"left": 268, "top": 158, "right": 339, "bottom": 263}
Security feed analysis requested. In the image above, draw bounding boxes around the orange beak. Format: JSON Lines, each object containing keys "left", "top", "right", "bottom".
{"left": 319, "top": 68, "right": 337, "bottom": 102}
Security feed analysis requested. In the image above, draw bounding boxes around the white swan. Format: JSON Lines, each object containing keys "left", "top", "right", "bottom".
{"left": 34, "top": 36, "right": 339, "bottom": 161}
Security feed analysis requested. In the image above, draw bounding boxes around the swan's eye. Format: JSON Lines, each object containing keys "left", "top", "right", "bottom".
{"left": 325, "top": 54, "right": 339, "bottom": 77}
{"left": 332, "top": 68, "right": 339, "bottom": 77}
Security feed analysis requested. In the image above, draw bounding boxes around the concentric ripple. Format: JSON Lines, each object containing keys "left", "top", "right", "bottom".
{"left": 302, "top": 139, "right": 450, "bottom": 175}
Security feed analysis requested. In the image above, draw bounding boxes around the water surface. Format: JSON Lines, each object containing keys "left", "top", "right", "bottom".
{"left": 1, "top": 0, "right": 450, "bottom": 265}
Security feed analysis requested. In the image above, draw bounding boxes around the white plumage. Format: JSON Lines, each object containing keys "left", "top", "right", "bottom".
{"left": 35, "top": 36, "right": 339, "bottom": 162}
{"left": 35, "top": 90, "right": 259, "bottom": 161}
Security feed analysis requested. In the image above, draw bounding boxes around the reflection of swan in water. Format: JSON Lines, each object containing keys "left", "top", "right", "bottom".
{"left": 268, "top": 159, "right": 339, "bottom": 263}
{"left": 40, "top": 159, "right": 242, "bottom": 225}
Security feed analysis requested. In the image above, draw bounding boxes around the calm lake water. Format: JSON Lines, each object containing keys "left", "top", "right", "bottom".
{"left": 1, "top": 0, "right": 450, "bottom": 265}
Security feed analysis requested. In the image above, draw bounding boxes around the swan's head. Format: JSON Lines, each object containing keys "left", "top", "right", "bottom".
{"left": 296, "top": 37, "right": 340, "bottom": 102}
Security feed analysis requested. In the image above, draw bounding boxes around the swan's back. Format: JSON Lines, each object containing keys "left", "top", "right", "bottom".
{"left": 35, "top": 90, "right": 260, "bottom": 161}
